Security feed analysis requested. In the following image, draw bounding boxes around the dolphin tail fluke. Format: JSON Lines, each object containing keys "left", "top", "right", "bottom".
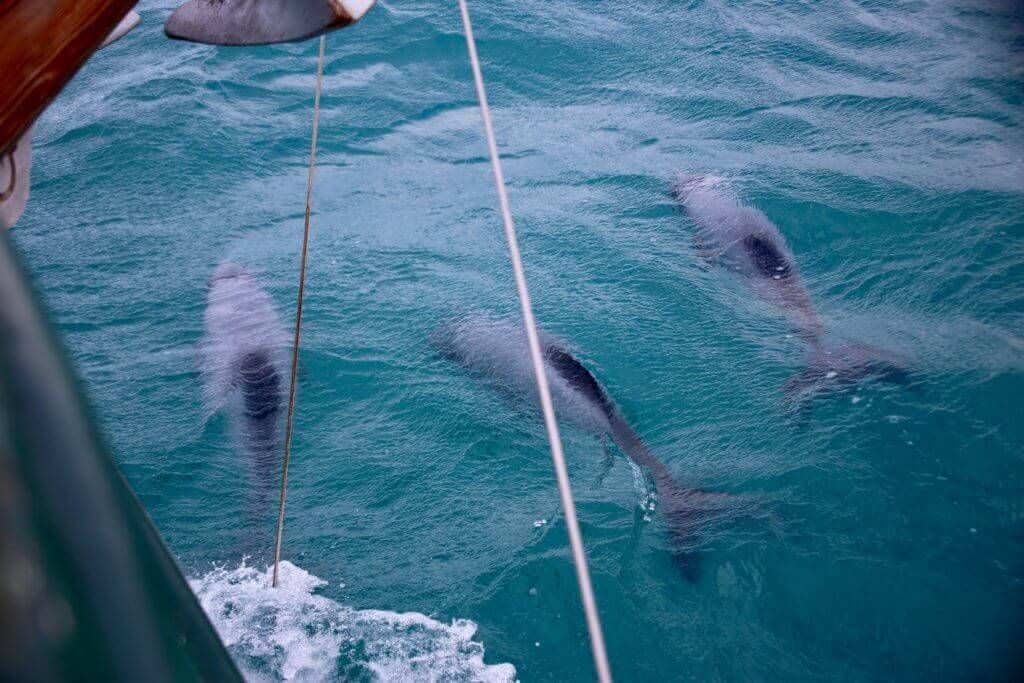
{"left": 608, "top": 414, "right": 723, "bottom": 582}
{"left": 165, "top": 0, "right": 376, "bottom": 46}
{"left": 783, "top": 342, "right": 914, "bottom": 407}
{"left": 655, "top": 475, "right": 708, "bottom": 583}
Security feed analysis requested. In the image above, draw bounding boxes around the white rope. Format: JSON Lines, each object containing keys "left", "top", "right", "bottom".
{"left": 273, "top": 33, "right": 326, "bottom": 589}
{"left": 454, "top": 3, "right": 612, "bottom": 681}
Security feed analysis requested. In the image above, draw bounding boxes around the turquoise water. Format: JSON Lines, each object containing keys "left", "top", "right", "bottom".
{"left": 13, "top": 0, "right": 1024, "bottom": 679}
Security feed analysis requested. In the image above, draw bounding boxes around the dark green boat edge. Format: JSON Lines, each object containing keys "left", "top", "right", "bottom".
{"left": 0, "top": 229, "right": 242, "bottom": 682}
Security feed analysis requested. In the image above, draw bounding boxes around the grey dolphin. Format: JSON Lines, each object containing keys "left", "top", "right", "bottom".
{"left": 671, "top": 174, "right": 825, "bottom": 344}
{"left": 672, "top": 174, "right": 911, "bottom": 402}
{"left": 199, "top": 262, "right": 288, "bottom": 507}
{"left": 438, "top": 316, "right": 725, "bottom": 581}
{"left": 165, "top": 0, "right": 376, "bottom": 46}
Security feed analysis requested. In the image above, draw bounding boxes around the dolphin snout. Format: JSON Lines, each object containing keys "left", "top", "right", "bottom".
{"left": 670, "top": 172, "right": 710, "bottom": 203}
{"left": 209, "top": 261, "right": 248, "bottom": 288}
{"left": 429, "top": 320, "right": 462, "bottom": 361}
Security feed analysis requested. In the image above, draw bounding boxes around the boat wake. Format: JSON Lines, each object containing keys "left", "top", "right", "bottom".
{"left": 189, "top": 561, "right": 516, "bottom": 682}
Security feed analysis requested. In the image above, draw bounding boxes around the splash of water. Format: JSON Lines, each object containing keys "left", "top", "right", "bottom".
{"left": 189, "top": 561, "right": 516, "bottom": 682}
{"left": 628, "top": 459, "right": 657, "bottom": 522}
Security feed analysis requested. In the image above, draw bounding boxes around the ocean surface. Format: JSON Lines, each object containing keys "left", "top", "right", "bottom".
{"left": 13, "top": 0, "right": 1024, "bottom": 680}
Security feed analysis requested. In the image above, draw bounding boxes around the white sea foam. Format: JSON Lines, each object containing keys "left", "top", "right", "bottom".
{"left": 189, "top": 561, "right": 516, "bottom": 682}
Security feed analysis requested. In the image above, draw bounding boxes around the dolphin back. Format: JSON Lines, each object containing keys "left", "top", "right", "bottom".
{"left": 543, "top": 345, "right": 614, "bottom": 415}
{"left": 235, "top": 349, "right": 283, "bottom": 482}
{"left": 237, "top": 350, "right": 282, "bottom": 422}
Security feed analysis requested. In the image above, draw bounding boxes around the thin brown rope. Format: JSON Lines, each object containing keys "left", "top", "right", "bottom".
{"left": 273, "top": 33, "right": 326, "bottom": 588}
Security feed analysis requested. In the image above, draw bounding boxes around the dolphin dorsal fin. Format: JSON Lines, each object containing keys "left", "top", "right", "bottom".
{"left": 543, "top": 345, "right": 614, "bottom": 414}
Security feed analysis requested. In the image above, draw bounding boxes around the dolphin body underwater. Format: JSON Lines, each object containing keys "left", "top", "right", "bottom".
{"left": 199, "top": 263, "right": 288, "bottom": 509}
{"left": 438, "top": 317, "right": 728, "bottom": 581}
{"left": 671, "top": 174, "right": 911, "bottom": 402}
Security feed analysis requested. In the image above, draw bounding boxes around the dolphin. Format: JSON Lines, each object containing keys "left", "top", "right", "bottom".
{"left": 672, "top": 173, "right": 911, "bottom": 402}
{"left": 437, "top": 316, "right": 727, "bottom": 581}
{"left": 165, "top": 0, "right": 376, "bottom": 45}
{"left": 199, "top": 262, "right": 288, "bottom": 508}
{"left": 671, "top": 174, "right": 825, "bottom": 344}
